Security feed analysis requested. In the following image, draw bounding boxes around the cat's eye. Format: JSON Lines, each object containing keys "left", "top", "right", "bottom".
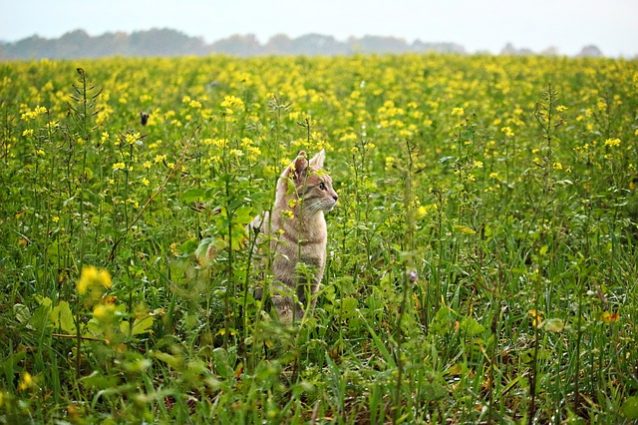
{"left": 319, "top": 182, "right": 326, "bottom": 190}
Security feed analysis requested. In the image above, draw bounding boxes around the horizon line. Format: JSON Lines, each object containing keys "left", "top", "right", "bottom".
{"left": 2, "top": 27, "right": 632, "bottom": 58}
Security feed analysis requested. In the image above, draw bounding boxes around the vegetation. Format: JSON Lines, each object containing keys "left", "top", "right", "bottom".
{"left": 1, "top": 54, "right": 638, "bottom": 423}
{"left": 4, "top": 28, "right": 534, "bottom": 59}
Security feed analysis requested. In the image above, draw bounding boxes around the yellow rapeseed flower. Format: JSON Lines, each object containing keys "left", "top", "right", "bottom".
{"left": 501, "top": 126, "right": 515, "bottom": 137}
{"left": 220, "top": 95, "right": 245, "bottom": 114}
{"left": 18, "top": 372, "right": 34, "bottom": 391}
{"left": 604, "top": 138, "right": 621, "bottom": 147}
{"left": 93, "top": 303, "right": 117, "bottom": 321}
{"left": 528, "top": 309, "right": 544, "bottom": 328}
{"left": 124, "top": 132, "right": 140, "bottom": 145}
{"left": 451, "top": 107, "right": 465, "bottom": 117}
{"left": 76, "top": 265, "right": 112, "bottom": 296}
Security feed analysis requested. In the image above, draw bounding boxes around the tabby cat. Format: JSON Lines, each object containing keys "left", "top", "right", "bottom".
{"left": 250, "top": 150, "right": 338, "bottom": 323}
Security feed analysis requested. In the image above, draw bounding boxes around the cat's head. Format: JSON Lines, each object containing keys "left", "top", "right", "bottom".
{"left": 280, "top": 150, "right": 338, "bottom": 214}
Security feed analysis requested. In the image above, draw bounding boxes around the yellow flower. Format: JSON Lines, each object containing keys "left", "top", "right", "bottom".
{"left": 603, "top": 138, "right": 621, "bottom": 147}
{"left": 112, "top": 162, "right": 126, "bottom": 171}
{"left": 141, "top": 177, "right": 150, "bottom": 186}
{"left": 18, "top": 372, "right": 34, "bottom": 391}
{"left": 472, "top": 160, "right": 484, "bottom": 169}
{"left": 76, "top": 266, "right": 112, "bottom": 296}
{"left": 553, "top": 162, "right": 563, "bottom": 170}
{"left": 451, "top": 107, "right": 465, "bottom": 117}
{"left": 417, "top": 203, "right": 437, "bottom": 218}
{"left": 385, "top": 156, "right": 396, "bottom": 169}
{"left": 93, "top": 303, "right": 117, "bottom": 321}
{"left": 20, "top": 105, "right": 47, "bottom": 121}
{"left": 124, "top": 132, "right": 140, "bottom": 145}
{"left": 399, "top": 128, "right": 413, "bottom": 138}
{"left": 601, "top": 311, "right": 619, "bottom": 324}
{"left": 596, "top": 99, "right": 606, "bottom": 111}
{"left": 556, "top": 105, "right": 568, "bottom": 112}
{"left": 220, "top": 95, "right": 245, "bottom": 114}
{"left": 528, "top": 309, "right": 544, "bottom": 328}
{"left": 211, "top": 138, "right": 228, "bottom": 149}
{"left": 339, "top": 132, "right": 357, "bottom": 143}
{"left": 500, "top": 126, "right": 514, "bottom": 137}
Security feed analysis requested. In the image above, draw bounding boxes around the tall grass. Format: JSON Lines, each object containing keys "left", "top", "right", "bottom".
{"left": 1, "top": 54, "right": 637, "bottom": 423}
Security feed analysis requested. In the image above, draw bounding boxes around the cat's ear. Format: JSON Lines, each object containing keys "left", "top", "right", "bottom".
{"left": 293, "top": 151, "right": 309, "bottom": 181}
{"left": 309, "top": 149, "right": 325, "bottom": 169}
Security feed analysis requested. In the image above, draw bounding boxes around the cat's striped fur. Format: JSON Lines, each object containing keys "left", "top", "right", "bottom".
{"left": 250, "top": 150, "right": 338, "bottom": 323}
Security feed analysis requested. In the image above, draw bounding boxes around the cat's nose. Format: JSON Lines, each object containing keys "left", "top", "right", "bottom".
{"left": 332, "top": 194, "right": 338, "bottom": 201}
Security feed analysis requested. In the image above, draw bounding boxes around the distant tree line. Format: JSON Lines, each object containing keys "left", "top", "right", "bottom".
{"left": 0, "top": 28, "right": 606, "bottom": 59}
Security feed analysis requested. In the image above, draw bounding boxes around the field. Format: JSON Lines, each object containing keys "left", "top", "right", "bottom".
{"left": 1, "top": 54, "right": 638, "bottom": 424}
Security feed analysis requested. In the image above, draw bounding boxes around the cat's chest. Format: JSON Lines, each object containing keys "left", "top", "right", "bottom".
{"left": 280, "top": 215, "right": 327, "bottom": 256}
{"left": 294, "top": 218, "right": 327, "bottom": 255}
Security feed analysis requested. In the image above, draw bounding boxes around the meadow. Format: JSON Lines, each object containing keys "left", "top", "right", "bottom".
{"left": 1, "top": 54, "right": 638, "bottom": 424}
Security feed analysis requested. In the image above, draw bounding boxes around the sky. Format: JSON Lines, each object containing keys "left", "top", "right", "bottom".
{"left": 1, "top": 0, "right": 636, "bottom": 56}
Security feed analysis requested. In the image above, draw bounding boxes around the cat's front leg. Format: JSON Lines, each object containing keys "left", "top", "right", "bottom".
{"left": 271, "top": 282, "right": 302, "bottom": 325}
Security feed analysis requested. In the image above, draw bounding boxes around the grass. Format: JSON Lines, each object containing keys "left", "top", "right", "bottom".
{"left": 1, "top": 54, "right": 638, "bottom": 423}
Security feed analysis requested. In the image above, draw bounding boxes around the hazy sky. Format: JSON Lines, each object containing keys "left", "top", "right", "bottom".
{"left": 1, "top": 0, "right": 636, "bottom": 56}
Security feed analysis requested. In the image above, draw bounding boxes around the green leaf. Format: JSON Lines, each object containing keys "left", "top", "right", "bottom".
{"left": 179, "top": 238, "right": 199, "bottom": 256}
{"left": 453, "top": 224, "right": 476, "bottom": 235}
{"left": 339, "top": 297, "right": 358, "bottom": 319}
{"left": 622, "top": 396, "right": 638, "bottom": 419}
{"left": 86, "top": 318, "right": 104, "bottom": 337}
{"left": 430, "top": 306, "right": 456, "bottom": 336}
{"left": 35, "top": 295, "right": 52, "bottom": 308}
{"left": 13, "top": 304, "right": 31, "bottom": 325}
{"left": 543, "top": 318, "right": 565, "bottom": 333}
{"left": 80, "top": 371, "right": 118, "bottom": 390}
{"left": 459, "top": 317, "right": 485, "bottom": 337}
{"left": 1, "top": 351, "right": 26, "bottom": 375}
{"left": 153, "top": 351, "right": 183, "bottom": 370}
{"left": 422, "top": 371, "right": 447, "bottom": 401}
{"left": 131, "top": 316, "right": 154, "bottom": 335}
{"left": 50, "top": 301, "right": 76, "bottom": 334}
{"left": 212, "top": 348, "right": 233, "bottom": 379}
{"left": 181, "top": 188, "right": 206, "bottom": 203}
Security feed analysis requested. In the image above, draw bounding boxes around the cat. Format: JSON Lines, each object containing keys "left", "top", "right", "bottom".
{"left": 249, "top": 149, "right": 338, "bottom": 324}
